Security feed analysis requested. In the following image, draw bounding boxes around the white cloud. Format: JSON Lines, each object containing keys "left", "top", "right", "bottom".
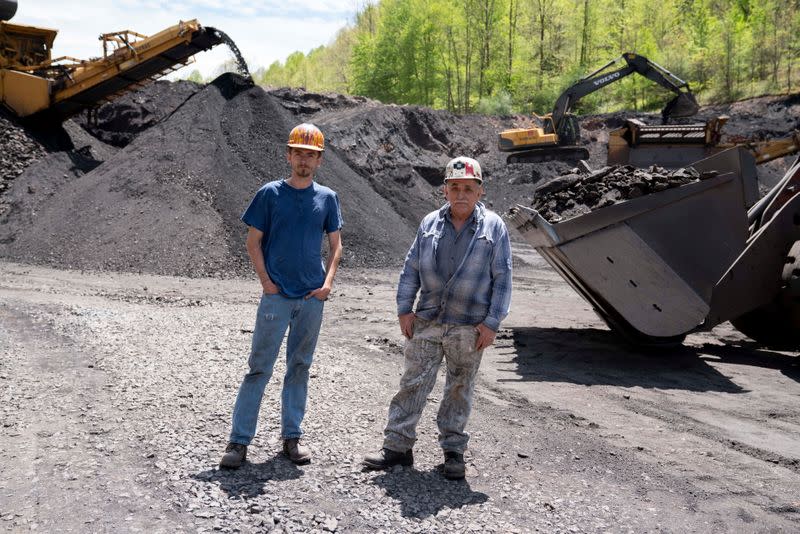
{"left": 11, "top": 1, "right": 359, "bottom": 79}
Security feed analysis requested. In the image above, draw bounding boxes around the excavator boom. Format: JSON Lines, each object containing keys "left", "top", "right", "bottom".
{"left": 549, "top": 53, "right": 698, "bottom": 136}
{"left": 499, "top": 52, "right": 699, "bottom": 164}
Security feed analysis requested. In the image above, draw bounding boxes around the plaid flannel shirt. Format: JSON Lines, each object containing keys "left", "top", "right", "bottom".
{"left": 397, "top": 202, "right": 512, "bottom": 331}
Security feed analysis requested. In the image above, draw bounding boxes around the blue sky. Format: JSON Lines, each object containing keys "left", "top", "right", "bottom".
{"left": 13, "top": 1, "right": 362, "bottom": 79}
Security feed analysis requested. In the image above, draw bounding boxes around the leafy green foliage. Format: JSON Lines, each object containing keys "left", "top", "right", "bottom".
{"left": 183, "top": 69, "right": 205, "bottom": 84}
{"left": 476, "top": 90, "right": 513, "bottom": 115}
{"left": 252, "top": 0, "right": 800, "bottom": 114}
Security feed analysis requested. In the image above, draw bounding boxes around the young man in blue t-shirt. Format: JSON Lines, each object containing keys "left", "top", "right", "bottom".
{"left": 220, "top": 123, "right": 343, "bottom": 469}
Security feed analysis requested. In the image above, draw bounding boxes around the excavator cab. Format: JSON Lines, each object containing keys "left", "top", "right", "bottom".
{"left": 501, "top": 113, "right": 589, "bottom": 164}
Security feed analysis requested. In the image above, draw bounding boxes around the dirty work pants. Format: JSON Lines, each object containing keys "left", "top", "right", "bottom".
{"left": 383, "top": 318, "right": 484, "bottom": 454}
{"left": 229, "top": 293, "right": 324, "bottom": 445}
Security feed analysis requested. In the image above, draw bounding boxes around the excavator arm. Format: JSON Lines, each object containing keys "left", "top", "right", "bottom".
{"left": 500, "top": 52, "right": 699, "bottom": 164}
{"left": 548, "top": 53, "right": 699, "bottom": 142}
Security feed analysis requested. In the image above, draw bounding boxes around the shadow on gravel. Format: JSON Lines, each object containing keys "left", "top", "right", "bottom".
{"left": 192, "top": 455, "right": 302, "bottom": 499}
{"left": 369, "top": 467, "right": 488, "bottom": 518}
{"left": 698, "top": 342, "right": 800, "bottom": 383}
{"left": 497, "top": 326, "right": 799, "bottom": 392}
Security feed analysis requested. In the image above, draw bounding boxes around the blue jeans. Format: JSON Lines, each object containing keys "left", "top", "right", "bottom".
{"left": 229, "top": 293, "right": 325, "bottom": 445}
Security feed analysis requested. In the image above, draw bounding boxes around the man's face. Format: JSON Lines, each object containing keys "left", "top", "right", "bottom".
{"left": 443, "top": 179, "right": 483, "bottom": 219}
{"left": 286, "top": 147, "right": 322, "bottom": 178}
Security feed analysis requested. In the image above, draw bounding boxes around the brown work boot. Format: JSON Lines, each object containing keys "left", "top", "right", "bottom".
{"left": 363, "top": 447, "right": 414, "bottom": 470}
{"left": 283, "top": 437, "right": 311, "bottom": 464}
{"left": 219, "top": 442, "right": 247, "bottom": 469}
{"left": 442, "top": 450, "right": 465, "bottom": 480}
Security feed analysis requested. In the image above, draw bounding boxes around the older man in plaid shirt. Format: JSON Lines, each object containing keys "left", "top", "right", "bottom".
{"left": 363, "top": 156, "right": 512, "bottom": 480}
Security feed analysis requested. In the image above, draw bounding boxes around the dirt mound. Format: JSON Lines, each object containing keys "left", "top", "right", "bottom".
{"left": 531, "top": 165, "right": 710, "bottom": 222}
{"left": 0, "top": 74, "right": 416, "bottom": 275}
{"left": 0, "top": 112, "right": 48, "bottom": 194}
{"left": 1, "top": 78, "right": 797, "bottom": 277}
{"left": 278, "top": 91, "right": 573, "bottom": 227}
{"left": 73, "top": 80, "right": 201, "bottom": 147}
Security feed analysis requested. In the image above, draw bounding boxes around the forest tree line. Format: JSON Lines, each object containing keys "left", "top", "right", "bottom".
{"left": 193, "top": 0, "right": 800, "bottom": 115}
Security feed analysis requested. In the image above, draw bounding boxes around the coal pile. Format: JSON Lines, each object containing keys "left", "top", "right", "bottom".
{"left": 267, "top": 87, "right": 369, "bottom": 114}
{"left": 0, "top": 113, "right": 47, "bottom": 194}
{"left": 73, "top": 80, "right": 201, "bottom": 147}
{"left": 532, "top": 165, "right": 713, "bottom": 222}
{"left": 0, "top": 73, "right": 419, "bottom": 275}
{"left": 1, "top": 75, "right": 554, "bottom": 278}
{"left": 0, "top": 111, "right": 113, "bottom": 217}
{"left": 276, "top": 91, "right": 553, "bottom": 227}
{"left": 1, "top": 75, "right": 797, "bottom": 277}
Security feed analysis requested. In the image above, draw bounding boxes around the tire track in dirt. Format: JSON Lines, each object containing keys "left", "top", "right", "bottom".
{"left": 622, "top": 395, "right": 800, "bottom": 473}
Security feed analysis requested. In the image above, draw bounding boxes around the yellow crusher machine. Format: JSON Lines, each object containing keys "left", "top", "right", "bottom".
{"left": 0, "top": 0, "right": 243, "bottom": 119}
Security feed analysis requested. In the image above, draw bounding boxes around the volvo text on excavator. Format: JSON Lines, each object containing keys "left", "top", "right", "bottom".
{"left": 499, "top": 52, "right": 700, "bottom": 164}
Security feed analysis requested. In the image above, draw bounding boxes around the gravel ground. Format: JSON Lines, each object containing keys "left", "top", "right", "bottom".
{"left": 3, "top": 258, "right": 800, "bottom": 533}
{"left": 1, "top": 81, "right": 799, "bottom": 534}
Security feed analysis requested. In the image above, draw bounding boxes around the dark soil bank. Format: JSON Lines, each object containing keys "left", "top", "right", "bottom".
{"left": 1, "top": 74, "right": 798, "bottom": 276}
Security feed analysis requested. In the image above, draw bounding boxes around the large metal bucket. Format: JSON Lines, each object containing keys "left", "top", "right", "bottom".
{"left": 508, "top": 148, "right": 755, "bottom": 344}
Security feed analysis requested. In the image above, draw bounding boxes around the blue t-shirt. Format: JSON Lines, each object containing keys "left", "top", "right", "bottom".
{"left": 241, "top": 180, "right": 343, "bottom": 298}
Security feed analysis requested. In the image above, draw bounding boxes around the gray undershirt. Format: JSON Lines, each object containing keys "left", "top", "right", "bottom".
{"left": 436, "top": 209, "right": 477, "bottom": 282}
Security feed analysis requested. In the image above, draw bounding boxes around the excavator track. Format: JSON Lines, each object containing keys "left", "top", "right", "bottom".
{"left": 506, "top": 146, "right": 590, "bottom": 164}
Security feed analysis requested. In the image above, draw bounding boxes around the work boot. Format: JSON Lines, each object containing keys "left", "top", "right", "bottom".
{"left": 362, "top": 447, "right": 414, "bottom": 470}
{"left": 219, "top": 442, "right": 247, "bottom": 469}
{"left": 442, "top": 450, "right": 465, "bottom": 480}
{"left": 283, "top": 438, "right": 311, "bottom": 464}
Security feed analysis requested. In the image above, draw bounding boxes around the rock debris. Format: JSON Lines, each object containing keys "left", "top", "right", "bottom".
{"left": 531, "top": 164, "right": 718, "bottom": 222}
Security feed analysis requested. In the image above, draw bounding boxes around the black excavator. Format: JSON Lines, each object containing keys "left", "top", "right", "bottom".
{"left": 499, "top": 52, "right": 700, "bottom": 164}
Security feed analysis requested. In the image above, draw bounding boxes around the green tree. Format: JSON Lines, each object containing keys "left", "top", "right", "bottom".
{"left": 253, "top": 0, "right": 798, "bottom": 115}
{"left": 184, "top": 69, "right": 205, "bottom": 84}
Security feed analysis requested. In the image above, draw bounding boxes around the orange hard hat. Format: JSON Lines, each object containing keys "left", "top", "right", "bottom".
{"left": 287, "top": 123, "right": 325, "bottom": 152}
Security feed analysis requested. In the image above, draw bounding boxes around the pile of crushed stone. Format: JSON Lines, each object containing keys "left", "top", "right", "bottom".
{"left": 0, "top": 74, "right": 797, "bottom": 277}
{"left": 532, "top": 165, "right": 716, "bottom": 222}
{"left": 0, "top": 74, "right": 420, "bottom": 275}
{"left": 73, "top": 80, "right": 201, "bottom": 148}
{"left": 0, "top": 113, "right": 47, "bottom": 194}
{"left": 0, "top": 74, "right": 565, "bottom": 276}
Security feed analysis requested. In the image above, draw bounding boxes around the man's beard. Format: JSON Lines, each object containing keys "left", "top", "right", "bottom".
{"left": 295, "top": 166, "right": 312, "bottom": 178}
